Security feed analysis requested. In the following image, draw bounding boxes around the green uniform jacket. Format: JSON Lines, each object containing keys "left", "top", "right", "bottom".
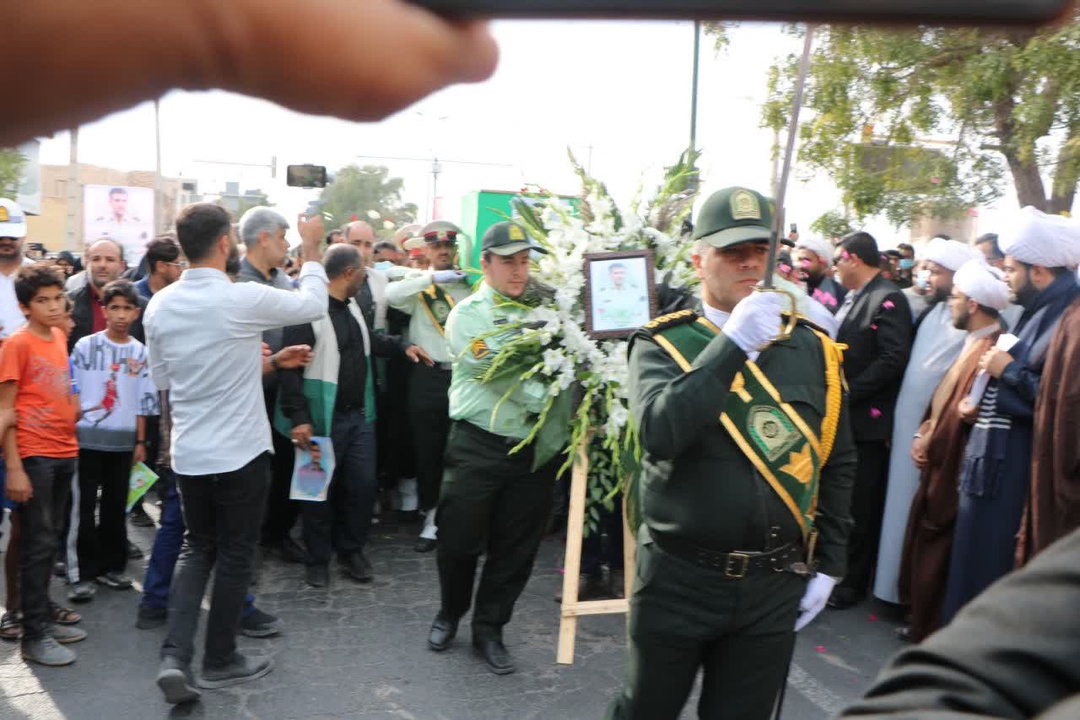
{"left": 628, "top": 315, "right": 857, "bottom": 578}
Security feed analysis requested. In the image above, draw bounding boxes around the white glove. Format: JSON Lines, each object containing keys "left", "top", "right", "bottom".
{"left": 433, "top": 270, "right": 467, "bottom": 284}
{"left": 722, "top": 290, "right": 784, "bottom": 354}
{"left": 794, "top": 574, "right": 839, "bottom": 631}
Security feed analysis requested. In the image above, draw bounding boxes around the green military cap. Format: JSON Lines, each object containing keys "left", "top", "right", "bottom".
{"left": 482, "top": 221, "right": 549, "bottom": 256}
{"left": 692, "top": 186, "right": 774, "bottom": 249}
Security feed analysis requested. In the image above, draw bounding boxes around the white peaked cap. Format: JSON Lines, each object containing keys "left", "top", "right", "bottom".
{"left": 921, "top": 237, "right": 980, "bottom": 272}
{"left": 998, "top": 206, "right": 1080, "bottom": 268}
{"left": 953, "top": 259, "right": 1011, "bottom": 311}
{"left": 794, "top": 237, "right": 834, "bottom": 264}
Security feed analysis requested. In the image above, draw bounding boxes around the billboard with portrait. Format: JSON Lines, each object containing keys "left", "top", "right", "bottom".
{"left": 83, "top": 185, "right": 155, "bottom": 266}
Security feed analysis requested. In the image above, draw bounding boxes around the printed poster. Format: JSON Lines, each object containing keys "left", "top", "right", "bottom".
{"left": 290, "top": 437, "right": 335, "bottom": 502}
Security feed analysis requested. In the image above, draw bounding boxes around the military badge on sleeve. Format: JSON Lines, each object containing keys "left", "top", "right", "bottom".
{"left": 471, "top": 339, "right": 490, "bottom": 359}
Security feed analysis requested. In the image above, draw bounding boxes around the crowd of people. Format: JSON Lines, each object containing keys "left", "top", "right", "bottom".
{"left": 781, "top": 211, "right": 1080, "bottom": 643}
{"left": 0, "top": 186, "right": 1079, "bottom": 716}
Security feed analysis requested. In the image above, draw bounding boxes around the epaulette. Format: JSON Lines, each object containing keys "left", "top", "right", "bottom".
{"left": 641, "top": 309, "right": 697, "bottom": 335}
{"left": 788, "top": 313, "right": 827, "bottom": 336}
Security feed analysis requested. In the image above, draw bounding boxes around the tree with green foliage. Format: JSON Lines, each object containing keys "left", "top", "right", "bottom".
{"left": 0, "top": 148, "right": 26, "bottom": 200}
{"left": 317, "top": 164, "right": 417, "bottom": 233}
{"left": 762, "top": 17, "right": 1080, "bottom": 227}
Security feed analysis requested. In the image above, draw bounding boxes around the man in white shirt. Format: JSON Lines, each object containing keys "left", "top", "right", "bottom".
{"left": 0, "top": 198, "right": 35, "bottom": 340}
{"left": 145, "top": 203, "right": 328, "bottom": 705}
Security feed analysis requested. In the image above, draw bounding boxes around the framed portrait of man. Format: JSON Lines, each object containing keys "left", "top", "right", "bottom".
{"left": 584, "top": 250, "right": 657, "bottom": 340}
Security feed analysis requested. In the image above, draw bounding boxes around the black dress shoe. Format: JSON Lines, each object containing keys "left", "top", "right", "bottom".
{"left": 305, "top": 565, "right": 329, "bottom": 588}
{"left": 273, "top": 537, "right": 307, "bottom": 564}
{"left": 414, "top": 537, "right": 437, "bottom": 553}
{"left": 341, "top": 552, "right": 373, "bottom": 583}
{"left": 127, "top": 541, "right": 144, "bottom": 560}
{"left": 427, "top": 614, "right": 458, "bottom": 651}
{"left": 473, "top": 638, "right": 515, "bottom": 675}
{"left": 827, "top": 586, "right": 863, "bottom": 610}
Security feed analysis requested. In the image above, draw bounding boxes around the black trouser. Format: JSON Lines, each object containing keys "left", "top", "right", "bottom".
{"left": 408, "top": 364, "right": 452, "bottom": 511}
{"left": 302, "top": 409, "right": 377, "bottom": 566}
{"left": 19, "top": 456, "right": 77, "bottom": 641}
{"left": 261, "top": 429, "right": 298, "bottom": 547}
{"left": 838, "top": 440, "right": 890, "bottom": 596}
{"left": 583, "top": 495, "right": 624, "bottom": 577}
{"left": 436, "top": 421, "right": 556, "bottom": 642}
{"left": 74, "top": 448, "right": 132, "bottom": 580}
{"left": 377, "top": 356, "right": 416, "bottom": 490}
{"left": 162, "top": 453, "right": 270, "bottom": 668}
{"left": 607, "top": 529, "right": 804, "bottom": 720}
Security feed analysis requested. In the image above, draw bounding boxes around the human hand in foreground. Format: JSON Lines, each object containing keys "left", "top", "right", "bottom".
{"left": 3, "top": 0, "right": 499, "bottom": 145}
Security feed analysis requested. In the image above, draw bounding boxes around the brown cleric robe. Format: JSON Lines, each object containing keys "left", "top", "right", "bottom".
{"left": 898, "top": 327, "right": 999, "bottom": 642}
{"left": 1016, "top": 298, "right": 1080, "bottom": 567}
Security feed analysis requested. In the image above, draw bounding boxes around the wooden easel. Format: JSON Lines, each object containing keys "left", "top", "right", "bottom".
{"left": 556, "top": 445, "right": 636, "bottom": 665}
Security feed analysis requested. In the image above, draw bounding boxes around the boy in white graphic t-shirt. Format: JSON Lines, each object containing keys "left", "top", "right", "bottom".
{"left": 67, "top": 280, "right": 159, "bottom": 601}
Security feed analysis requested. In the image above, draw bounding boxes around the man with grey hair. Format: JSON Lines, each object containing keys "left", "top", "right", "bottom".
{"left": 235, "top": 207, "right": 306, "bottom": 566}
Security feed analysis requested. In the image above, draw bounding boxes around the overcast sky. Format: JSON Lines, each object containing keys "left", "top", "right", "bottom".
{"left": 39, "top": 21, "right": 1015, "bottom": 247}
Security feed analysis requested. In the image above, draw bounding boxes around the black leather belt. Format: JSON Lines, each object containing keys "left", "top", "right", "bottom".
{"left": 650, "top": 529, "right": 804, "bottom": 579}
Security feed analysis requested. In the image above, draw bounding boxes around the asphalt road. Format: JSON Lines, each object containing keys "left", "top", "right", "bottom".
{"left": 0, "top": 511, "right": 906, "bottom": 719}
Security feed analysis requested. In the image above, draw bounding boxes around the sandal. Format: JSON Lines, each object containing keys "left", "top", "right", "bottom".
{"left": 50, "top": 602, "right": 82, "bottom": 625}
{"left": 0, "top": 611, "right": 23, "bottom": 641}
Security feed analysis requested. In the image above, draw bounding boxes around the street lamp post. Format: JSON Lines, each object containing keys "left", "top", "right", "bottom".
{"left": 690, "top": 20, "right": 701, "bottom": 156}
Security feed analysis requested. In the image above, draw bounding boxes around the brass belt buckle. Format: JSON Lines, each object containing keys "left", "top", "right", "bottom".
{"left": 724, "top": 553, "right": 750, "bottom": 579}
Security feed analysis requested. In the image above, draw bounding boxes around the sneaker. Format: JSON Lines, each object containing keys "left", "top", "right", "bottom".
{"left": 127, "top": 541, "right": 144, "bottom": 560}
{"left": 22, "top": 636, "right": 76, "bottom": 666}
{"left": 67, "top": 582, "right": 96, "bottom": 603}
{"left": 199, "top": 653, "right": 274, "bottom": 689}
{"left": 96, "top": 572, "right": 133, "bottom": 590}
{"left": 0, "top": 610, "right": 22, "bottom": 641}
{"left": 157, "top": 656, "right": 201, "bottom": 705}
{"left": 53, "top": 561, "right": 67, "bottom": 578}
{"left": 240, "top": 608, "right": 281, "bottom": 638}
{"left": 136, "top": 605, "right": 167, "bottom": 630}
{"left": 130, "top": 503, "right": 156, "bottom": 528}
{"left": 50, "top": 624, "right": 87, "bottom": 644}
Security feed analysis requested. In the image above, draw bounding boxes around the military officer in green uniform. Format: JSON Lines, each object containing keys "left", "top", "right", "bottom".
{"left": 608, "top": 186, "right": 857, "bottom": 720}
{"left": 384, "top": 220, "right": 474, "bottom": 552}
{"left": 427, "top": 221, "right": 557, "bottom": 676}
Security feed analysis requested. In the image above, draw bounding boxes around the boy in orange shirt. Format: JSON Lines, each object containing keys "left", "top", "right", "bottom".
{"left": 0, "top": 264, "right": 86, "bottom": 666}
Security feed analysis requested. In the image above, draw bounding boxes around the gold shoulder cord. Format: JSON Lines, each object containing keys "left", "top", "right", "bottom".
{"left": 809, "top": 328, "right": 845, "bottom": 465}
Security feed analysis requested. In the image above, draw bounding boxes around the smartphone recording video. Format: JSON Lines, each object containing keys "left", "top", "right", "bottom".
{"left": 286, "top": 165, "right": 329, "bottom": 189}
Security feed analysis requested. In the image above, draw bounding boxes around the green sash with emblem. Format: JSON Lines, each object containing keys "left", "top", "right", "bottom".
{"left": 644, "top": 310, "right": 844, "bottom": 543}
{"left": 418, "top": 283, "right": 456, "bottom": 336}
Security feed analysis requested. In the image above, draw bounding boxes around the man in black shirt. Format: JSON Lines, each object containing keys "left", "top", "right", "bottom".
{"left": 278, "top": 245, "right": 431, "bottom": 587}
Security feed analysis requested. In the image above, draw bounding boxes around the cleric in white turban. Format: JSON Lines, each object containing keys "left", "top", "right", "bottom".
{"left": 794, "top": 236, "right": 834, "bottom": 265}
{"left": 999, "top": 206, "right": 1080, "bottom": 269}
{"left": 921, "top": 237, "right": 981, "bottom": 273}
{"left": 953, "top": 259, "right": 1011, "bottom": 311}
